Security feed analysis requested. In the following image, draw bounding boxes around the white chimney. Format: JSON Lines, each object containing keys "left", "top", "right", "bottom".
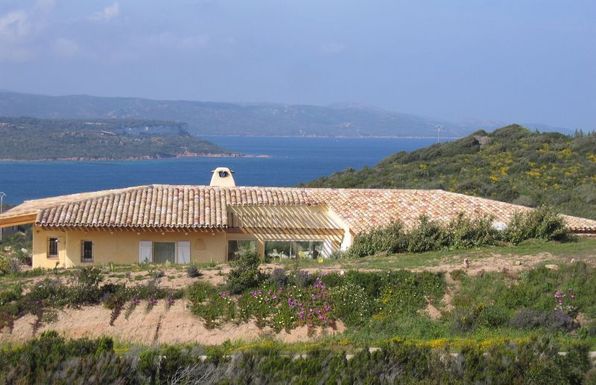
{"left": 210, "top": 167, "right": 236, "bottom": 187}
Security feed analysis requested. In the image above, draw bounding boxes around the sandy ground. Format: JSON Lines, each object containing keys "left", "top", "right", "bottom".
{"left": 1, "top": 299, "right": 345, "bottom": 345}
{"left": 2, "top": 251, "right": 590, "bottom": 345}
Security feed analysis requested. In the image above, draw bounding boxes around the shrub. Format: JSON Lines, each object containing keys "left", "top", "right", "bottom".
{"left": 269, "top": 268, "right": 288, "bottom": 288}
{"left": 446, "top": 213, "right": 499, "bottom": 248}
{"left": 186, "top": 264, "right": 201, "bottom": 278}
{"left": 329, "top": 282, "right": 373, "bottom": 327}
{"left": 188, "top": 282, "right": 234, "bottom": 328}
{"left": 348, "top": 221, "right": 406, "bottom": 258}
{"left": 505, "top": 207, "right": 571, "bottom": 244}
{"left": 346, "top": 208, "right": 572, "bottom": 258}
{"left": 452, "top": 303, "right": 510, "bottom": 333}
{"left": 1, "top": 334, "right": 591, "bottom": 385}
{"left": 289, "top": 270, "right": 314, "bottom": 288}
{"left": 226, "top": 250, "right": 266, "bottom": 294}
{"left": 0, "top": 256, "right": 21, "bottom": 275}
{"left": 101, "top": 284, "right": 127, "bottom": 326}
{"left": 510, "top": 308, "right": 578, "bottom": 332}
{"left": 406, "top": 215, "right": 447, "bottom": 252}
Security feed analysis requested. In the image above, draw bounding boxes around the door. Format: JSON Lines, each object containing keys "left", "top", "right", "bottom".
{"left": 177, "top": 241, "right": 191, "bottom": 264}
{"left": 153, "top": 242, "right": 176, "bottom": 264}
{"left": 139, "top": 241, "right": 152, "bottom": 263}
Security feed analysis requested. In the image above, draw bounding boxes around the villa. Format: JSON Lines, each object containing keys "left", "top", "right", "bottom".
{"left": 1, "top": 167, "right": 595, "bottom": 268}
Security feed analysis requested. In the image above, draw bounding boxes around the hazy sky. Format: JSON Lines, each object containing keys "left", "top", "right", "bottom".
{"left": 0, "top": 0, "right": 594, "bottom": 130}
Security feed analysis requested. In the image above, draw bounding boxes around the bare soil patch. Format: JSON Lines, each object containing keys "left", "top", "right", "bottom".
{"left": 1, "top": 299, "right": 344, "bottom": 345}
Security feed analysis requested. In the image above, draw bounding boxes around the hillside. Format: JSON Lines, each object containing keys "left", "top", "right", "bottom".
{"left": 0, "top": 91, "right": 489, "bottom": 138}
{"left": 306, "top": 125, "right": 596, "bottom": 219}
{"left": 0, "top": 117, "right": 229, "bottom": 160}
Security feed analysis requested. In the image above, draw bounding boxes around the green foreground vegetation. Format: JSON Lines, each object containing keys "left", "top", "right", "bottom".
{"left": 1, "top": 332, "right": 593, "bottom": 384}
{"left": 0, "top": 212, "right": 595, "bottom": 383}
{"left": 307, "top": 125, "right": 596, "bottom": 219}
{"left": 0, "top": 245, "right": 595, "bottom": 383}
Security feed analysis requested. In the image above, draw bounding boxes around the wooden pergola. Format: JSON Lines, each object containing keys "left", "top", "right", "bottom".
{"left": 227, "top": 205, "right": 345, "bottom": 243}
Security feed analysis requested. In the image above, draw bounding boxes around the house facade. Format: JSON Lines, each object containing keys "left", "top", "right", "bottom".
{"left": 1, "top": 168, "right": 595, "bottom": 268}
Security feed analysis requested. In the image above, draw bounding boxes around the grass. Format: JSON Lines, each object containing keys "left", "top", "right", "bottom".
{"left": 273, "top": 238, "right": 596, "bottom": 271}
{"left": 0, "top": 238, "right": 594, "bottom": 351}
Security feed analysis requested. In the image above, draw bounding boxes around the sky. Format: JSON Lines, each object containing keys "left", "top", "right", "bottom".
{"left": 0, "top": 0, "right": 595, "bottom": 130}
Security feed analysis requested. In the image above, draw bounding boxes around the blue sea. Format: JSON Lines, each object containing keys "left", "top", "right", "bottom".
{"left": 0, "top": 136, "right": 441, "bottom": 204}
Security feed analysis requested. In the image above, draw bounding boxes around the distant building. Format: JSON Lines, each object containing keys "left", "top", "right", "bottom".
{"left": 0, "top": 167, "right": 594, "bottom": 268}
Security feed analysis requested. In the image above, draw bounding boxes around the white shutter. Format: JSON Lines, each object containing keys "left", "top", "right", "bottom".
{"left": 139, "top": 241, "right": 152, "bottom": 263}
{"left": 177, "top": 241, "right": 191, "bottom": 264}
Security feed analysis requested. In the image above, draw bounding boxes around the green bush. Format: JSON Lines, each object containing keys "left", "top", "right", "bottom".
{"left": 505, "top": 207, "right": 571, "bottom": 244}
{"left": 348, "top": 209, "right": 572, "bottom": 258}
{"left": 0, "top": 334, "right": 591, "bottom": 385}
{"left": 226, "top": 250, "right": 267, "bottom": 294}
{"left": 348, "top": 221, "right": 406, "bottom": 258}
{"left": 188, "top": 282, "right": 235, "bottom": 328}
{"left": 329, "top": 282, "right": 373, "bottom": 327}
{"left": 406, "top": 215, "right": 448, "bottom": 252}
{"left": 446, "top": 213, "right": 499, "bottom": 248}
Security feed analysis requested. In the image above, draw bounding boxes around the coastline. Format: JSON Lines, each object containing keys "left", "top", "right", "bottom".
{"left": 201, "top": 134, "right": 461, "bottom": 139}
{"left": 0, "top": 152, "right": 271, "bottom": 162}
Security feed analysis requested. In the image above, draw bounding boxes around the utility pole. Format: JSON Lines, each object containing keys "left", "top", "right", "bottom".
{"left": 435, "top": 125, "right": 443, "bottom": 143}
{"left": 0, "top": 192, "right": 5, "bottom": 242}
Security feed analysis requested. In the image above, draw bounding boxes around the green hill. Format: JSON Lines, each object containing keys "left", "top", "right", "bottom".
{"left": 0, "top": 117, "right": 228, "bottom": 160}
{"left": 306, "top": 125, "right": 596, "bottom": 219}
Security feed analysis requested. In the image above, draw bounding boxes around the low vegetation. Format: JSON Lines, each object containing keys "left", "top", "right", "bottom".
{"left": 0, "top": 331, "right": 592, "bottom": 384}
{"left": 307, "top": 125, "right": 596, "bottom": 219}
{"left": 0, "top": 230, "right": 594, "bottom": 383}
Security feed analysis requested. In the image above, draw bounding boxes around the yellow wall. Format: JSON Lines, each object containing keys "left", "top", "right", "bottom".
{"left": 32, "top": 226, "right": 244, "bottom": 268}
{"left": 31, "top": 226, "right": 342, "bottom": 268}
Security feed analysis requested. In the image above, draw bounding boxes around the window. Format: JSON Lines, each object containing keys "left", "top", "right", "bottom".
{"left": 227, "top": 240, "right": 257, "bottom": 261}
{"left": 48, "top": 237, "right": 58, "bottom": 258}
{"left": 81, "top": 241, "right": 93, "bottom": 262}
{"left": 265, "top": 241, "right": 323, "bottom": 259}
{"left": 153, "top": 242, "right": 176, "bottom": 264}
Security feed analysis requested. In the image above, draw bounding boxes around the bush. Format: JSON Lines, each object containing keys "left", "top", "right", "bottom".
{"left": 329, "top": 282, "right": 373, "bottom": 327}
{"left": 406, "top": 215, "right": 448, "bottom": 252}
{"left": 226, "top": 250, "right": 266, "bottom": 294}
{"left": 346, "top": 208, "right": 572, "bottom": 258}
{"left": 451, "top": 304, "right": 510, "bottom": 333}
{"left": 0, "top": 334, "right": 591, "bottom": 385}
{"left": 446, "top": 213, "right": 499, "bottom": 248}
{"left": 347, "top": 221, "right": 407, "bottom": 258}
{"left": 505, "top": 207, "right": 571, "bottom": 244}
{"left": 269, "top": 268, "right": 288, "bottom": 288}
{"left": 289, "top": 270, "right": 314, "bottom": 288}
{"left": 0, "top": 256, "right": 21, "bottom": 275}
{"left": 186, "top": 264, "right": 201, "bottom": 278}
{"left": 510, "top": 308, "right": 578, "bottom": 332}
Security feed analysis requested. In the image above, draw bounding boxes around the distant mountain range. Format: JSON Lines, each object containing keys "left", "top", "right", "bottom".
{"left": 0, "top": 117, "right": 229, "bottom": 160}
{"left": 0, "top": 91, "right": 573, "bottom": 138}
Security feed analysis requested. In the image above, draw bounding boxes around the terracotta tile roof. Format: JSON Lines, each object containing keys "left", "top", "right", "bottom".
{"left": 1, "top": 184, "right": 595, "bottom": 233}
{"left": 32, "top": 185, "right": 315, "bottom": 230}
{"left": 307, "top": 189, "right": 596, "bottom": 234}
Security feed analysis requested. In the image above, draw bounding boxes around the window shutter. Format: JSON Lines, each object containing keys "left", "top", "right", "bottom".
{"left": 139, "top": 241, "right": 152, "bottom": 263}
{"left": 177, "top": 241, "right": 190, "bottom": 264}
